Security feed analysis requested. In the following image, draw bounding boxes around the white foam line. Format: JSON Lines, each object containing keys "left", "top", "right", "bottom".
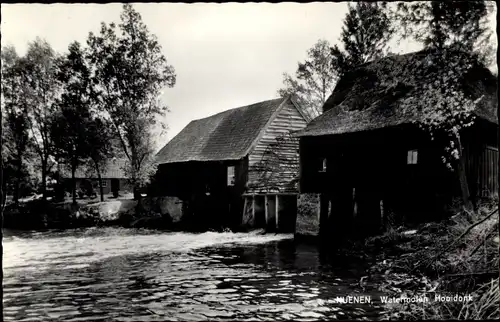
{"left": 3, "top": 230, "right": 294, "bottom": 271}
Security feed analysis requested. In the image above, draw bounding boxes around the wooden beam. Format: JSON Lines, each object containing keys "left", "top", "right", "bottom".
{"left": 252, "top": 196, "right": 256, "bottom": 224}
{"left": 275, "top": 195, "right": 279, "bottom": 231}
{"left": 319, "top": 193, "right": 329, "bottom": 239}
{"left": 380, "top": 199, "right": 385, "bottom": 231}
{"left": 265, "top": 195, "right": 269, "bottom": 228}
{"left": 242, "top": 196, "right": 248, "bottom": 226}
{"left": 243, "top": 192, "right": 298, "bottom": 197}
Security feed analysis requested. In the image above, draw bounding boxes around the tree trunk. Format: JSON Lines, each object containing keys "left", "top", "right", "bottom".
{"left": 319, "top": 193, "right": 329, "bottom": 242}
{"left": 71, "top": 161, "right": 77, "bottom": 205}
{"left": 454, "top": 134, "right": 473, "bottom": 212}
{"left": 1, "top": 177, "right": 6, "bottom": 219}
{"left": 497, "top": 80, "right": 500, "bottom": 276}
{"left": 13, "top": 158, "right": 22, "bottom": 205}
{"left": 133, "top": 186, "right": 141, "bottom": 201}
{"left": 0, "top": 117, "right": 4, "bottom": 219}
{"left": 95, "top": 161, "right": 104, "bottom": 202}
{"left": 131, "top": 149, "right": 141, "bottom": 201}
{"left": 41, "top": 158, "right": 47, "bottom": 202}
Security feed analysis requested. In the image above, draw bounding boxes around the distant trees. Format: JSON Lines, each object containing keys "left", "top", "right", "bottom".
{"left": 331, "top": 2, "right": 394, "bottom": 77}
{"left": 2, "top": 42, "right": 59, "bottom": 203}
{"left": 278, "top": 2, "right": 395, "bottom": 118}
{"left": 278, "top": 40, "right": 337, "bottom": 119}
{"left": 394, "top": 1, "right": 494, "bottom": 63}
{"left": 22, "top": 39, "right": 61, "bottom": 201}
{"left": 1, "top": 4, "right": 176, "bottom": 204}
{"left": 1, "top": 46, "right": 32, "bottom": 204}
{"left": 85, "top": 117, "right": 115, "bottom": 202}
{"left": 51, "top": 41, "right": 94, "bottom": 204}
{"left": 87, "top": 4, "right": 176, "bottom": 200}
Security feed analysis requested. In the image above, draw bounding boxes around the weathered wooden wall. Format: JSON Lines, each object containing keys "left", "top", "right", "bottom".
{"left": 463, "top": 120, "right": 499, "bottom": 199}
{"left": 247, "top": 99, "right": 308, "bottom": 193}
{"left": 154, "top": 159, "right": 247, "bottom": 230}
{"left": 478, "top": 146, "right": 499, "bottom": 197}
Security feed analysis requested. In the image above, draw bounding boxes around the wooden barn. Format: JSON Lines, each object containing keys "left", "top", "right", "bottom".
{"left": 154, "top": 95, "right": 310, "bottom": 232}
{"left": 59, "top": 158, "right": 131, "bottom": 197}
{"left": 295, "top": 50, "right": 498, "bottom": 240}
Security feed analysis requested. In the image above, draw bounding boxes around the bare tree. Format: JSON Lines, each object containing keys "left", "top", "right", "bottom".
{"left": 249, "top": 132, "right": 300, "bottom": 193}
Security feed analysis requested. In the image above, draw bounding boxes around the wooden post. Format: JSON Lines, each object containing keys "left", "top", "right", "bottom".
{"left": 319, "top": 193, "right": 329, "bottom": 240}
{"left": 265, "top": 195, "right": 269, "bottom": 227}
{"left": 380, "top": 199, "right": 385, "bottom": 232}
{"left": 242, "top": 196, "right": 248, "bottom": 226}
{"left": 454, "top": 130, "right": 473, "bottom": 212}
{"left": 275, "top": 195, "right": 279, "bottom": 231}
{"left": 353, "top": 187, "right": 357, "bottom": 218}
{"left": 252, "top": 195, "right": 256, "bottom": 223}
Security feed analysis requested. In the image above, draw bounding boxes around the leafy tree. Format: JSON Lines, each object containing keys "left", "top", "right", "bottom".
{"left": 122, "top": 118, "right": 159, "bottom": 194}
{"left": 85, "top": 116, "right": 115, "bottom": 202}
{"left": 87, "top": 4, "right": 176, "bottom": 200}
{"left": 385, "top": 1, "right": 496, "bottom": 210}
{"left": 1, "top": 108, "right": 6, "bottom": 214}
{"left": 330, "top": 2, "right": 394, "bottom": 78}
{"left": 279, "top": 3, "right": 394, "bottom": 118}
{"left": 394, "top": 1, "right": 493, "bottom": 60}
{"left": 51, "top": 41, "right": 94, "bottom": 204}
{"left": 278, "top": 40, "right": 337, "bottom": 119}
{"left": 23, "top": 38, "right": 61, "bottom": 201}
{"left": 1, "top": 46, "right": 32, "bottom": 204}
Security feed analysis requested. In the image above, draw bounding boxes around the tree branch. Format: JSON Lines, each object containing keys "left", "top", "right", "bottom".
{"left": 428, "top": 208, "right": 498, "bottom": 265}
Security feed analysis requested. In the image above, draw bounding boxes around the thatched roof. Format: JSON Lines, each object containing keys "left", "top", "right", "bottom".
{"left": 156, "top": 97, "right": 293, "bottom": 164}
{"left": 60, "top": 159, "right": 128, "bottom": 179}
{"left": 296, "top": 50, "right": 498, "bottom": 137}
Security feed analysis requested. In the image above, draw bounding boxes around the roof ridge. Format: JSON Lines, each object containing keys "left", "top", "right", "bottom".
{"left": 191, "top": 97, "right": 284, "bottom": 123}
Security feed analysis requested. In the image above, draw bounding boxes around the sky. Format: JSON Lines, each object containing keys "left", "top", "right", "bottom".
{"left": 1, "top": 3, "right": 496, "bottom": 152}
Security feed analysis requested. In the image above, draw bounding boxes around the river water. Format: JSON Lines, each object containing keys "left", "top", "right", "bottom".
{"left": 3, "top": 228, "right": 383, "bottom": 321}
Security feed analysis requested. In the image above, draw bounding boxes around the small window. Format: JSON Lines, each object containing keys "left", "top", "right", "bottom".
{"left": 407, "top": 149, "right": 418, "bottom": 164}
{"left": 227, "top": 166, "right": 235, "bottom": 186}
{"left": 318, "top": 158, "right": 327, "bottom": 172}
{"left": 95, "top": 180, "right": 107, "bottom": 187}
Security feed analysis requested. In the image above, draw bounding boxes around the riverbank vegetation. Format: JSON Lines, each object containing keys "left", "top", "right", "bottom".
{"left": 360, "top": 198, "right": 499, "bottom": 320}
{"left": 3, "top": 194, "right": 239, "bottom": 233}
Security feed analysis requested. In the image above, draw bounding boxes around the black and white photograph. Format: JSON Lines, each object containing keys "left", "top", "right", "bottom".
{"left": 1, "top": 1, "right": 499, "bottom": 321}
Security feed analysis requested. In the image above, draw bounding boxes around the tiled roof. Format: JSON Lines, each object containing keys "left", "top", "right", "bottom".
{"left": 60, "top": 159, "right": 128, "bottom": 179}
{"left": 156, "top": 97, "right": 289, "bottom": 163}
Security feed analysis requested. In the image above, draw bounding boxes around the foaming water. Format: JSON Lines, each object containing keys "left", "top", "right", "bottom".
{"left": 3, "top": 228, "right": 293, "bottom": 271}
{"left": 3, "top": 228, "right": 382, "bottom": 321}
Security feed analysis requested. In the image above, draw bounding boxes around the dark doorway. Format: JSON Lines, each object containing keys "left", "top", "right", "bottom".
{"left": 111, "top": 179, "right": 120, "bottom": 197}
{"left": 266, "top": 195, "right": 277, "bottom": 232}
{"left": 254, "top": 196, "right": 266, "bottom": 228}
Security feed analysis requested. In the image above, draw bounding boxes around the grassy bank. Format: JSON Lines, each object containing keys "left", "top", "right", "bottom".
{"left": 3, "top": 195, "right": 238, "bottom": 232}
{"left": 3, "top": 197, "right": 140, "bottom": 229}
{"left": 362, "top": 200, "right": 499, "bottom": 320}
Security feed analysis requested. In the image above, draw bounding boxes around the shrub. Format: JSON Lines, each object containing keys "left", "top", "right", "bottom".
{"left": 295, "top": 193, "right": 320, "bottom": 236}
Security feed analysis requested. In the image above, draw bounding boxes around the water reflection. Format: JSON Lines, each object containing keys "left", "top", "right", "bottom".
{"left": 3, "top": 228, "right": 382, "bottom": 321}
